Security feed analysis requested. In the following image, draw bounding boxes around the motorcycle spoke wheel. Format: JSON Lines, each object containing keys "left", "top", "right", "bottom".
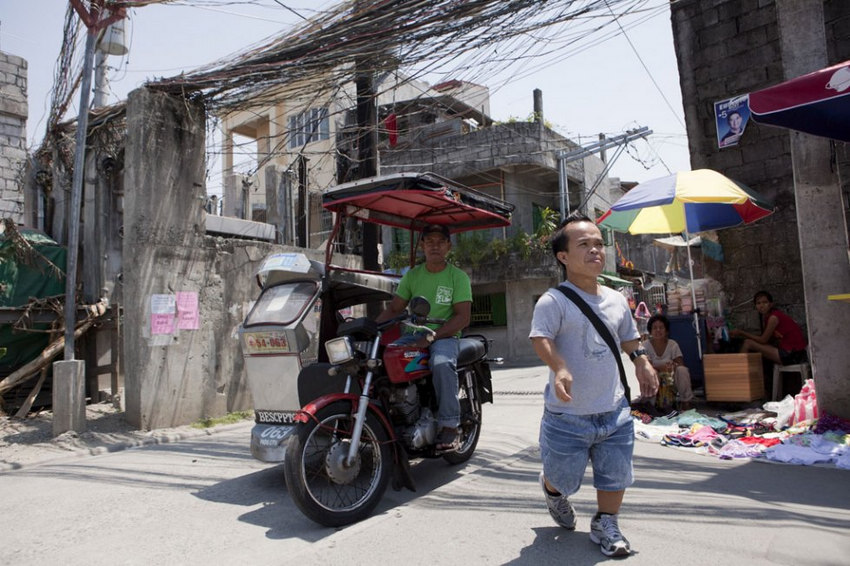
{"left": 285, "top": 401, "right": 392, "bottom": 527}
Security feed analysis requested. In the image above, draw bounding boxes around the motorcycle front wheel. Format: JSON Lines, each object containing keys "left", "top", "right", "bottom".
{"left": 284, "top": 401, "right": 392, "bottom": 527}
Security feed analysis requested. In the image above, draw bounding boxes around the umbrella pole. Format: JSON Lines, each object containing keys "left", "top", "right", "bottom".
{"left": 685, "top": 230, "right": 703, "bottom": 359}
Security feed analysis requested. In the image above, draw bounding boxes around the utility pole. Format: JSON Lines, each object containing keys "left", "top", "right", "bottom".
{"left": 355, "top": 67, "right": 379, "bottom": 271}
{"left": 53, "top": 0, "right": 124, "bottom": 436}
{"left": 556, "top": 126, "right": 652, "bottom": 218}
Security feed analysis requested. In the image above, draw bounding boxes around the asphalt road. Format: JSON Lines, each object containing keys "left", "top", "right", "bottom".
{"left": 2, "top": 363, "right": 849, "bottom": 565}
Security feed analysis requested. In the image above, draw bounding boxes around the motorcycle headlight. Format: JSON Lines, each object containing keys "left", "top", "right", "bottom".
{"left": 325, "top": 337, "right": 355, "bottom": 365}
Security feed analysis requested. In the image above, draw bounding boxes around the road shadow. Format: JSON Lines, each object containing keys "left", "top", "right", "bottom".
{"left": 192, "top": 442, "right": 522, "bottom": 540}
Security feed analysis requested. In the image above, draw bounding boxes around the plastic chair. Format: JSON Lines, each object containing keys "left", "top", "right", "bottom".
{"left": 771, "top": 359, "right": 810, "bottom": 401}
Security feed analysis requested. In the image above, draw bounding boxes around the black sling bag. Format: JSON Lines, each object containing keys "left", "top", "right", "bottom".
{"left": 555, "top": 285, "right": 632, "bottom": 405}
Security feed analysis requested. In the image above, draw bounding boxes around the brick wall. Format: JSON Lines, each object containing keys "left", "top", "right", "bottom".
{"left": 0, "top": 51, "right": 28, "bottom": 225}
{"left": 671, "top": 0, "right": 850, "bottom": 329}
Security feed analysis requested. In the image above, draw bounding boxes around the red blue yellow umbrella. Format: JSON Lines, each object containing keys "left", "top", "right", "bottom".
{"left": 597, "top": 169, "right": 775, "bottom": 359}
{"left": 597, "top": 169, "right": 774, "bottom": 234}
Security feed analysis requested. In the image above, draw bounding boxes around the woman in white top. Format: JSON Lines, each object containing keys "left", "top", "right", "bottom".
{"left": 641, "top": 314, "right": 694, "bottom": 410}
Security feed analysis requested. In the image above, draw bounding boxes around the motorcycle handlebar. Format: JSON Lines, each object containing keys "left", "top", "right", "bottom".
{"left": 375, "top": 313, "right": 446, "bottom": 334}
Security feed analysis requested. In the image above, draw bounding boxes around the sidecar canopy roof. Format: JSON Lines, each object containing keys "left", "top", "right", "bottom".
{"left": 322, "top": 172, "right": 514, "bottom": 233}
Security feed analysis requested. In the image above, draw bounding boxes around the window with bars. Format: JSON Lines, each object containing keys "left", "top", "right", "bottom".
{"left": 288, "top": 107, "right": 330, "bottom": 149}
{"left": 470, "top": 292, "right": 507, "bottom": 327}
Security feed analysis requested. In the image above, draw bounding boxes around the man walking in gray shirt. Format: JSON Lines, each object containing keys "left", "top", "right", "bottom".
{"left": 529, "top": 212, "right": 658, "bottom": 557}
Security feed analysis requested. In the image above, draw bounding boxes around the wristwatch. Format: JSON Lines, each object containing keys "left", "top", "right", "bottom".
{"left": 629, "top": 348, "right": 647, "bottom": 361}
{"left": 425, "top": 333, "right": 435, "bottom": 344}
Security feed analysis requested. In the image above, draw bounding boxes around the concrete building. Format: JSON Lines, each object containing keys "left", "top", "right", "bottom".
{"left": 670, "top": 0, "right": 850, "bottom": 418}
{"left": 0, "top": 52, "right": 28, "bottom": 225}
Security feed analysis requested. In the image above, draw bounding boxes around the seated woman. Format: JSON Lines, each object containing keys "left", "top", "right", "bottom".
{"left": 730, "top": 290, "right": 807, "bottom": 365}
{"left": 642, "top": 314, "right": 694, "bottom": 411}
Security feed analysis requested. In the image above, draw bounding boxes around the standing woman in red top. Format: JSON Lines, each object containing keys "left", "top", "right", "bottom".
{"left": 731, "top": 290, "right": 808, "bottom": 365}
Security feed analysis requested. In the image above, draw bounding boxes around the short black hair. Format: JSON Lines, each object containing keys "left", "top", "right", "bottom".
{"left": 550, "top": 211, "right": 593, "bottom": 255}
{"left": 647, "top": 314, "right": 670, "bottom": 333}
{"left": 550, "top": 211, "right": 594, "bottom": 278}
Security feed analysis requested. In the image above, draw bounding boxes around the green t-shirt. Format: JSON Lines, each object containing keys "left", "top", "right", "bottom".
{"left": 396, "top": 263, "right": 472, "bottom": 335}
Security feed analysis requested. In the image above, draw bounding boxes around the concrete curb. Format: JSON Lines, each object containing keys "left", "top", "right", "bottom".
{"left": 0, "top": 421, "right": 251, "bottom": 473}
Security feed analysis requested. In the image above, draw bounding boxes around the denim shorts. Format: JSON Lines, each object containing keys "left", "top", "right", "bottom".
{"left": 539, "top": 399, "right": 634, "bottom": 494}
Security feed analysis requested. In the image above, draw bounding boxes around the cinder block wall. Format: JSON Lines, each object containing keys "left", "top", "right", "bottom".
{"left": 0, "top": 51, "right": 28, "bottom": 225}
{"left": 669, "top": 0, "right": 850, "bottom": 328}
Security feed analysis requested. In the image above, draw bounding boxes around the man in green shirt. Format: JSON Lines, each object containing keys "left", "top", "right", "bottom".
{"left": 376, "top": 224, "right": 472, "bottom": 450}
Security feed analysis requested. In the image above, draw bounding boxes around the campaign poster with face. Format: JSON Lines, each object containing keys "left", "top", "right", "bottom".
{"left": 715, "top": 94, "right": 751, "bottom": 148}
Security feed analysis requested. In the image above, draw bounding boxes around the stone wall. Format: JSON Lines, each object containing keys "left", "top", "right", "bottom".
{"left": 670, "top": 0, "right": 850, "bottom": 328}
{"left": 0, "top": 51, "right": 28, "bottom": 225}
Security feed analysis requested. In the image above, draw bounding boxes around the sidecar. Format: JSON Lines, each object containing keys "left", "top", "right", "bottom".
{"left": 239, "top": 172, "right": 513, "bottom": 462}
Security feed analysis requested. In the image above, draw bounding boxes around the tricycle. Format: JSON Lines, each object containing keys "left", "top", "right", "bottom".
{"left": 238, "top": 172, "right": 513, "bottom": 524}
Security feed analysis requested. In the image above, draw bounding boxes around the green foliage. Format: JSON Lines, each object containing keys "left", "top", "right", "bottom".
{"left": 191, "top": 410, "right": 253, "bottom": 429}
{"left": 448, "top": 231, "right": 491, "bottom": 268}
{"left": 534, "top": 206, "right": 559, "bottom": 239}
{"left": 443, "top": 207, "right": 560, "bottom": 268}
{"left": 490, "top": 237, "right": 509, "bottom": 259}
{"left": 509, "top": 229, "right": 532, "bottom": 259}
{"left": 493, "top": 114, "right": 553, "bottom": 129}
{"left": 384, "top": 251, "right": 412, "bottom": 272}
{"left": 449, "top": 228, "right": 553, "bottom": 267}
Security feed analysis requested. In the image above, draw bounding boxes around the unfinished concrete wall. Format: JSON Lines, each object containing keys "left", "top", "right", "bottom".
{"left": 0, "top": 51, "right": 28, "bottom": 225}
{"left": 123, "top": 87, "right": 330, "bottom": 429}
{"left": 124, "top": 87, "right": 208, "bottom": 428}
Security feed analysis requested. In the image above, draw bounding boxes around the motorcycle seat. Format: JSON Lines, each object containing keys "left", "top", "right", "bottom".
{"left": 458, "top": 337, "right": 486, "bottom": 366}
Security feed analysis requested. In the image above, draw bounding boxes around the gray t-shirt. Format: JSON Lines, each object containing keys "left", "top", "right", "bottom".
{"left": 529, "top": 281, "right": 639, "bottom": 415}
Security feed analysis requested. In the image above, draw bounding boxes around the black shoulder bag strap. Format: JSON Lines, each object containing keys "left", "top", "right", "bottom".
{"left": 555, "top": 285, "right": 631, "bottom": 405}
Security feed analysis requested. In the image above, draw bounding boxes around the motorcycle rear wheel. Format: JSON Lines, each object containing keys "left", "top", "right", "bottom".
{"left": 284, "top": 401, "right": 392, "bottom": 527}
{"left": 443, "top": 379, "right": 483, "bottom": 465}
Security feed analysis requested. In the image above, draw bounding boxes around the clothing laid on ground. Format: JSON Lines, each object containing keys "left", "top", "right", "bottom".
{"left": 641, "top": 338, "right": 694, "bottom": 403}
{"left": 393, "top": 261, "right": 471, "bottom": 429}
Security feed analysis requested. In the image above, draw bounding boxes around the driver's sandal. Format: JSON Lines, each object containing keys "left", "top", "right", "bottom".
{"left": 436, "top": 427, "right": 460, "bottom": 452}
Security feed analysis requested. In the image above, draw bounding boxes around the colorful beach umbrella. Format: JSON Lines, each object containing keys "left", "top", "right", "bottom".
{"left": 596, "top": 169, "right": 774, "bottom": 234}
{"left": 598, "top": 169, "right": 775, "bottom": 358}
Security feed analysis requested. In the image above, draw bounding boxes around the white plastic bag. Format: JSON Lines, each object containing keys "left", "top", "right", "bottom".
{"left": 763, "top": 395, "right": 795, "bottom": 430}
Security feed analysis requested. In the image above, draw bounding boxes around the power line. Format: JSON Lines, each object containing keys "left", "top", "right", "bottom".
{"left": 604, "top": 0, "right": 686, "bottom": 130}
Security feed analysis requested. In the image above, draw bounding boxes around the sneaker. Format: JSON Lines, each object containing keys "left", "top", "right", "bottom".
{"left": 590, "top": 513, "right": 631, "bottom": 557}
{"left": 538, "top": 472, "right": 576, "bottom": 530}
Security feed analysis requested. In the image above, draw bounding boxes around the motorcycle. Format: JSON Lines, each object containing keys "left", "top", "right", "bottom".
{"left": 238, "top": 172, "right": 513, "bottom": 524}
{"left": 283, "top": 295, "right": 501, "bottom": 527}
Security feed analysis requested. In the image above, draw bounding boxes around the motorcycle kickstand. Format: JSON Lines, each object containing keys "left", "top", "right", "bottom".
{"left": 391, "top": 444, "right": 416, "bottom": 492}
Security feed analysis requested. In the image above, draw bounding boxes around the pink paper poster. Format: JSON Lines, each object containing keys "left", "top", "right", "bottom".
{"left": 151, "top": 313, "right": 175, "bottom": 335}
{"left": 150, "top": 294, "right": 176, "bottom": 335}
{"left": 176, "top": 291, "right": 200, "bottom": 330}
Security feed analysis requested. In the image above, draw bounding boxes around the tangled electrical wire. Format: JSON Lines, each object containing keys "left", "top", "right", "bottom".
{"left": 146, "top": 0, "right": 651, "bottom": 115}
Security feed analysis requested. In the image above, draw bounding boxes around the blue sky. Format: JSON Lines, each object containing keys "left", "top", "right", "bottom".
{"left": 1, "top": 0, "right": 690, "bottom": 187}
